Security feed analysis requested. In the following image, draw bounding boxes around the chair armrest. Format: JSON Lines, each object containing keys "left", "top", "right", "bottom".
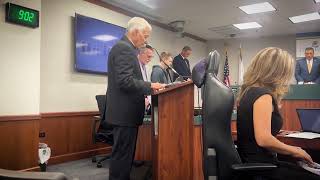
{"left": 92, "top": 118, "right": 101, "bottom": 143}
{"left": 0, "top": 169, "right": 67, "bottom": 180}
{"left": 231, "top": 163, "right": 277, "bottom": 172}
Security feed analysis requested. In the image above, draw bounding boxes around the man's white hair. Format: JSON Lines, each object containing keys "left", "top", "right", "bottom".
{"left": 127, "top": 17, "right": 152, "bottom": 32}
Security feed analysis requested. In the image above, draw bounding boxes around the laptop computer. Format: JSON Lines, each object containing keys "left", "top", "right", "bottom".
{"left": 297, "top": 108, "right": 320, "bottom": 133}
{"left": 285, "top": 109, "right": 320, "bottom": 139}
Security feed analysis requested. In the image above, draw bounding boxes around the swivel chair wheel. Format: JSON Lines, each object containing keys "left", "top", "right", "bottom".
{"left": 97, "top": 162, "right": 102, "bottom": 168}
{"left": 92, "top": 157, "right": 97, "bottom": 163}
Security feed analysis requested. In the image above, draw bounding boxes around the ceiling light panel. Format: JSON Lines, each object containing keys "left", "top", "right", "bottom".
{"left": 233, "top": 22, "right": 262, "bottom": 30}
{"left": 289, "top": 12, "right": 320, "bottom": 23}
{"left": 239, "top": 2, "right": 276, "bottom": 14}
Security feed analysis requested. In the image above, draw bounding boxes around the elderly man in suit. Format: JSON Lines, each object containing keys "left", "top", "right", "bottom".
{"left": 295, "top": 47, "right": 320, "bottom": 84}
{"left": 105, "top": 17, "right": 165, "bottom": 180}
{"left": 172, "top": 46, "right": 192, "bottom": 80}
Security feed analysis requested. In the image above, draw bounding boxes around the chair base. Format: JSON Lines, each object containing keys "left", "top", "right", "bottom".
{"left": 91, "top": 157, "right": 97, "bottom": 163}
{"left": 92, "top": 154, "right": 146, "bottom": 168}
{"left": 92, "top": 154, "right": 111, "bottom": 168}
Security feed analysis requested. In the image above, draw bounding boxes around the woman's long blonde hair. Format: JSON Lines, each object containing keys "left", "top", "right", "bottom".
{"left": 237, "top": 47, "right": 294, "bottom": 104}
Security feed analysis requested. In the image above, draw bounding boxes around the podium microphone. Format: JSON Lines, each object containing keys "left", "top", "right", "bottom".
{"left": 146, "top": 44, "right": 184, "bottom": 81}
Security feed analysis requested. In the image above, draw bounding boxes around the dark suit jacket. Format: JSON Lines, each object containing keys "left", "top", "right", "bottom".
{"left": 105, "top": 36, "right": 152, "bottom": 127}
{"left": 295, "top": 57, "right": 320, "bottom": 84}
{"left": 172, "top": 54, "right": 191, "bottom": 80}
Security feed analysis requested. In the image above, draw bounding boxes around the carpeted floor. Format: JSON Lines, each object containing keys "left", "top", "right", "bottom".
{"left": 47, "top": 157, "right": 110, "bottom": 180}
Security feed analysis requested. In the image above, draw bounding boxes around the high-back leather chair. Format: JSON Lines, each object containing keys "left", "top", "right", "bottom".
{"left": 0, "top": 168, "right": 67, "bottom": 180}
{"left": 92, "top": 95, "right": 113, "bottom": 168}
{"left": 201, "top": 51, "right": 241, "bottom": 180}
{"left": 192, "top": 51, "right": 276, "bottom": 180}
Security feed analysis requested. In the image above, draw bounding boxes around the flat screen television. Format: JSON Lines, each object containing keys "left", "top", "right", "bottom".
{"left": 74, "top": 14, "right": 126, "bottom": 74}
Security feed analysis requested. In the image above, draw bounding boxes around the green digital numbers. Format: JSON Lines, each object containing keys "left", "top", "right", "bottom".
{"left": 18, "top": 10, "right": 24, "bottom": 20}
{"left": 6, "top": 2, "right": 39, "bottom": 28}
{"left": 18, "top": 10, "right": 34, "bottom": 22}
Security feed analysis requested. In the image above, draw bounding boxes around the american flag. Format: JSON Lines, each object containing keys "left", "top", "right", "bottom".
{"left": 224, "top": 52, "right": 231, "bottom": 87}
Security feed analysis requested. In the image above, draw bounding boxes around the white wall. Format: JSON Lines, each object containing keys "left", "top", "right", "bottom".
{"left": 0, "top": 0, "right": 297, "bottom": 114}
{"left": 40, "top": 0, "right": 207, "bottom": 112}
{"left": 207, "top": 35, "right": 296, "bottom": 85}
{"left": 0, "top": 0, "right": 41, "bottom": 115}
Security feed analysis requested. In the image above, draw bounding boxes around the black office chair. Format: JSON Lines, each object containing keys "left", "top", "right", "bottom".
{"left": 92, "top": 95, "right": 113, "bottom": 168}
{"left": 0, "top": 168, "right": 67, "bottom": 180}
{"left": 192, "top": 50, "right": 276, "bottom": 180}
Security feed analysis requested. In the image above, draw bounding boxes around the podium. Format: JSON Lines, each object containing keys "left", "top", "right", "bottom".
{"left": 151, "top": 81, "right": 194, "bottom": 180}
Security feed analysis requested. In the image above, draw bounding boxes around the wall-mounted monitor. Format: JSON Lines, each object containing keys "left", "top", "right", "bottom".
{"left": 75, "top": 14, "right": 126, "bottom": 74}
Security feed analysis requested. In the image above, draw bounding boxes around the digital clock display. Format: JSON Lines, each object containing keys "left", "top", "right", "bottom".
{"left": 5, "top": 3, "right": 39, "bottom": 28}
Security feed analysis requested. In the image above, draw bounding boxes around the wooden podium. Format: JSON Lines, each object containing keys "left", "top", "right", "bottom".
{"left": 151, "top": 81, "right": 194, "bottom": 180}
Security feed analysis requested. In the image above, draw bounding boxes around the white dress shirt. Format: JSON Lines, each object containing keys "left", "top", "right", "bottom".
{"left": 139, "top": 61, "right": 152, "bottom": 107}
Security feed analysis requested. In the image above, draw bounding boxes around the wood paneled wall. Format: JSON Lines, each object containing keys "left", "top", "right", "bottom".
{"left": 40, "top": 112, "right": 111, "bottom": 165}
{"left": 231, "top": 99, "right": 320, "bottom": 132}
{"left": 280, "top": 100, "right": 320, "bottom": 131}
{"left": 135, "top": 123, "right": 152, "bottom": 161}
{"left": 193, "top": 125, "right": 204, "bottom": 180}
{"left": 0, "top": 99, "right": 318, "bottom": 171}
{"left": 0, "top": 112, "right": 111, "bottom": 170}
{"left": 0, "top": 116, "right": 40, "bottom": 170}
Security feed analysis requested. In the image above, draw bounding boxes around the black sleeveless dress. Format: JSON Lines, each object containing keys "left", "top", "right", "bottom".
{"left": 237, "top": 87, "right": 282, "bottom": 163}
{"left": 237, "top": 87, "right": 320, "bottom": 180}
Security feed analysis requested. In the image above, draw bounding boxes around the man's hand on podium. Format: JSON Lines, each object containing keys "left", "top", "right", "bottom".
{"left": 151, "top": 82, "right": 166, "bottom": 91}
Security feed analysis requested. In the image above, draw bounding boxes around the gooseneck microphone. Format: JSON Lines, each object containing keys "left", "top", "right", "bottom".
{"left": 146, "top": 44, "right": 184, "bottom": 81}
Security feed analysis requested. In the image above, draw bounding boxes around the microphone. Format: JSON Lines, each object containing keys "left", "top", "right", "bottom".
{"left": 146, "top": 44, "right": 184, "bottom": 81}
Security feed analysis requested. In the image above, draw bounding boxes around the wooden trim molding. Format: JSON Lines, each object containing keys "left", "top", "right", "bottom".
{"left": 48, "top": 147, "right": 111, "bottom": 165}
{"left": 0, "top": 114, "right": 41, "bottom": 122}
{"left": 41, "top": 111, "right": 99, "bottom": 118}
{"left": 0, "top": 111, "right": 99, "bottom": 121}
{"left": 84, "top": 0, "right": 207, "bottom": 43}
{"left": 20, "top": 147, "right": 111, "bottom": 172}
{"left": 20, "top": 166, "right": 40, "bottom": 172}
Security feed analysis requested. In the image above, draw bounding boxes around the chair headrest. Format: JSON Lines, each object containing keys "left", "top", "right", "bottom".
{"left": 207, "top": 50, "right": 220, "bottom": 75}
{"left": 191, "top": 50, "right": 220, "bottom": 88}
{"left": 192, "top": 58, "right": 208, "bottom": 88}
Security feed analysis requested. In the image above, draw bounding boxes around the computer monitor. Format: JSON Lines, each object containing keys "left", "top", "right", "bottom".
{"left": 296, "top": 109, "right": 320, "bottom": 133}
{"left": 74, "top": 13, "right": 126, "bottom": 74}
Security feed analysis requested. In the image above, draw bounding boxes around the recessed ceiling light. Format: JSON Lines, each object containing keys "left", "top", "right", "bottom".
{"left": 239, "top": 2, "right": 276, "bottom": 14}
{"left": 233, "top": 22, "right": 262, "bottom": 30}
{"left": 314, "top": 0, "right": 320, "bottom": 3}
{"left": 289, "top": 12, "right": 320, "bottom": 23}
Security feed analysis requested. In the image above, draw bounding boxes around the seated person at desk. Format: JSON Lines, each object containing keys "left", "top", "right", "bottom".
{"left": 237, "top": 47, "right": 320, "bottom": 179}
{"left": 295, "top": 47, "right": 320, "bottom": 84}
{"left": 151, "top": 51, "right": 173, "bottom": 84}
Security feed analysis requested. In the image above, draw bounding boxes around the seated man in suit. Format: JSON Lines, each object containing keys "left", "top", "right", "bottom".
{"left": 172, "top": 46, "right": 192, "bottom": 80}
{"left": 295, "top": 47, "right": 320, "bottom": 84}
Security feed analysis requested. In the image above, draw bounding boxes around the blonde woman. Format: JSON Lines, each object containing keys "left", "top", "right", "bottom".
{"left": 151, "top": 52, "right": 173, "bottom": 84}
{"left": 237, "top": 47, "right": 320, "bottom": 179}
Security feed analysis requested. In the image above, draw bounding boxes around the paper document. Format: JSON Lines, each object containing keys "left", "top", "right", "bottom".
{"left": 285, "top": 132, "right": 320, "bottom": 139}
{"left": 298, "top": 161, "right": 320, "bottom": 175}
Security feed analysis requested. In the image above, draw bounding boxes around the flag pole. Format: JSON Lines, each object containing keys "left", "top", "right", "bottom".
{"left": 238, "top": 43, "right": 244, "bottom": 85}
